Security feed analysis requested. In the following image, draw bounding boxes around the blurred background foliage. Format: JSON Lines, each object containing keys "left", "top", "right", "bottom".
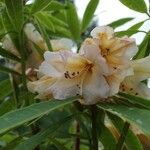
{"left": 0, "top": 0, "right": 150, "bottom": 150}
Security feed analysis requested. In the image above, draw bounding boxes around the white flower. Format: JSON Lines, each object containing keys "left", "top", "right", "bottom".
{"left": 85, "top": 26, "right": 138, "bottom": 95}
{"left": 24, "top": 23, "right": 73, "bottom": 52}
{"left": 2, "top": 35, "right": 19, "bottom": 56}
{"left": 120, "top": 56, "right": 150, "bottom": 98}
{"left": 28, "top": 47, "right": 110, "bottom": 105}
{"left": 24, "top": 23, "right": 47, "bottom": 50}
{"left": 50, "top": 38, "right": 73, "bottom": 51}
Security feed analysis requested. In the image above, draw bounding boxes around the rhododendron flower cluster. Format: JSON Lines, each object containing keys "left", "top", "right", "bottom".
{"left": 27, "top": 26, "right": 150, "bottom": 105}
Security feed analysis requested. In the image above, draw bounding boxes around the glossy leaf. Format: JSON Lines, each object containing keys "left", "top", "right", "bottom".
{"left": 14, "top": 114, "right": 75, "bottom": 150}
{"left": 31, "top": 0, "right": 52, "bottom": 14}
{"left": 108, "top": 113, "right": 143, "bottom": 150}
{"left": 118, "top": 92, "right": 150, "bottom": 109}
{"left": 108, "top": 17, "right": 134, "bottom": 29}
{"left": 98, "top": 104, "right": 150, "bottom": 136}
{"left": 66, "top": 2, "right": 80, "bottom": 42}
{"left": 119, "top": 0, "right": 147, "bottom": 13}
{"left": 81, "top": 0, "right": 99, "bottom": 32}
{"left": 5, "top": 0, "right": 23, "bottom": 31}
{"left": 0, "top": 96, "right": 78, "bottom": 134}
{"left": 98, "top": 123, "right": 116, "bottom": 150}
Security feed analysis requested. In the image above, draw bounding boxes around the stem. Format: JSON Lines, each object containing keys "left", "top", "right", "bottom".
{"left": 116, "top": 122, "right": 130, "bottom": 150}
{"left": 91, "top": 105, "right": 98, "bottom": 150}
{"left": 74, "top": 122, "right": 80, "bottom": 150}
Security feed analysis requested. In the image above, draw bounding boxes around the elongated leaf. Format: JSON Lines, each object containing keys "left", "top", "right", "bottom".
{"left": 134, "top": 33, "right": 150, "bottom": 59}
{"left": 98, "top": 104, "right": 150, "bottom": 136}
{"left": 0, "top": 79, "right": 13, "bottom": 101}
{"left": 98, "top": 123, "right": 116, "bottom": 150}
{"left": 108, "top": 113, "right": 143, "bottom": 150}
{"left": 31, "top": 0, "right": 52, "bottom": 14}
{"left": 0, "top": 47, "right": 20, "bottom": 62}
{"left": 119, "top": 0, "right": 147, "bottom": 13}
{"left": 129, "top": 21, "right": 145, "bottom": 30}
{"left": 35, "top": 18, "right": 52, "bottom": 51}
{"left": 15, "top": 114, "right": 75, "bottom": 150}
{"left": 108, "top": 17, "right": 134, "bottom": 29}
{"left": 43, "top": 1, "right": 66, "bottom": 11}
{"left": 118, "top": 92, "right": 150, "bottom": 109}
{"left": 66, "top": 2, "right": 80, "bottom": 42}
{"left": 49, "top": 137, "right": 68, "bottom": 150}
{"left": 35, "top": 12, "right": 55, "bottom": 32}
{"left": 0, "top": 96, "right": 78, "bottom": 134}
{"left": 0, "top": 99, "right": 14, "bottom": 116}
{"left": 81, "top": 0, "right": 99, "bottom": 32}
{"left": 5, "top": 0, "right": 23, "bottom": 31}
{"left": 116, "top": 29, "right": 140, "bottom": 37}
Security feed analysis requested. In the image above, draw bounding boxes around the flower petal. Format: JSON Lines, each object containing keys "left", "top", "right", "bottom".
{"left": 91, "top": 26, "right": 114, "bottom": 39}
{"left": 27, "top": 76, "right": 56, "bottom": 99}
{"left": 81, "top": 66, "right": 109, "bottom": 105}
{"left": 50, "top": 38, "right": 73, "bottom": 51}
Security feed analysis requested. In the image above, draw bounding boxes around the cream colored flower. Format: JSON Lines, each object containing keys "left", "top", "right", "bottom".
{"left": 24, "top": 23, "right": 47, "bottom": 50}
{"left": 81, "top": 26, "right": 138, "bottom": 96}
{"left": 2, "top": 35, "right": 20, "bottom": 56}
{"left": 50, "top": 38, "right": 73, "bottom": 51}
{"left": 24, "top": 23, "right": 73, "bottom": 52}
{"left": 120, "top": 56, "right": 150, "bottom": 98}
{"left": 28, "top": 47, "right": 110, "bottom": 105}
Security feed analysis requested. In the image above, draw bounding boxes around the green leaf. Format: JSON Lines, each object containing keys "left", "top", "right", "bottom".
{"left": 0, "top": 64, "right": 21, "bottom": 75}
{"left": 31, "top": 0, "right": 52, "bottom": 14}
{"left": 43, "top": 1, "right": 66, "bottom": 11}
{"left": 108, "top": 17, "right": 134, "bottom": 29}
{"left": 0, "top": 100, "right": 14, "bottom": 116}
{"left": 81, "top": 0, "right": 99, "bottom": 32}
{"left": 98, "top": 123, "right": 116, "bottom": 150}
{"left": 35, "top": 12, "right": 55, "bottom": 32}
{"left": 116, "top": 30, "right": 140, "bottom": 37}
{"left": 5, "top": 0, "right": 23, "bottom": 31}
{"left": 118, "top": 92, "right": 150, "bottom": 109}
{"left": 0, "top": 96, "right": 78, "bottom": 135}
{"left": 129, "top": 21, "right": 145, "bottom": 30}
{"left": 49, "top": 137, "right": 68, "bottom": 150}
{"left": 66, "top": 2, "right": 80, "bottom": 42}
{"left": 35, "top": 18, "right": 53, "bottom": 51}
{"left": 119, "top": 0, "right": 147, "bottom": 13}
{"left": 98, "top": 104, "right": 150, "bottom": 136}
{"left": 108, "top": 113, "right": 143, "bottom": 150}
{"left": 0, "top": 79, "right": 13, "bottom": 101}
{"left": 14, "top": 114, "right": 75, "bottom": 150}
{"left": 134, "top": 33, "right": 150, "bottom": 59}
{"left": 0, "top": 47, "right": 20, "bottom": 62}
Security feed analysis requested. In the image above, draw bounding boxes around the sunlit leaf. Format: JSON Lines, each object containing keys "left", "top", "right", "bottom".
{"left": 118, "top": 92, "right": 150, "bottom": 109}
{"left": 31, "top": 0, "right": 52, "bottom": 14}
{"left": 108, "top": 113, "right": 143, "bottom": 150}
{"left": 108, "top": 17, "right": 134, "bottom": 29}
{"left": 66, "top": 2, "right": 80, "bottom": 42}
{"left": 98, "top": 104, "right": 150, "bottom": 136}
{"left": 5, "top": 0, "right": 23, "bottom": 31}
{"left": 119, "top": 0, "right": 147, "bottom": 13}
{"left": 81, "top": 0, "right": 99, "bottom": 32}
